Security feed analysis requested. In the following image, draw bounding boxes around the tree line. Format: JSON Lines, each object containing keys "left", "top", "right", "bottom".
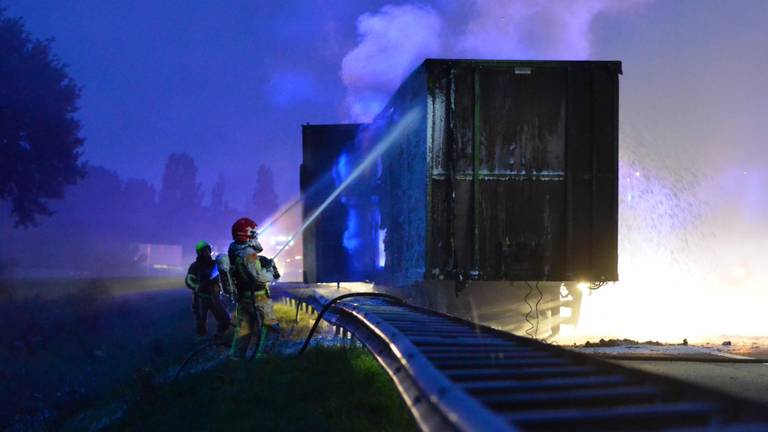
{"left": 0, "top": 9, "right": 280, "bottom": 276}
{"left": 0, "top": 153, "right": 278, "bottom": 276}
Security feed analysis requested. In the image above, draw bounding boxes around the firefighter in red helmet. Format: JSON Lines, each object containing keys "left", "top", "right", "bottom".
{"left": 227, "top": 217, "right": 280, "bottom": 358}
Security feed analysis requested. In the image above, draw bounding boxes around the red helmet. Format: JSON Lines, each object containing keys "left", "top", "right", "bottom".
{"left": 232, "top": 217, "right": 258, "bottom": 242}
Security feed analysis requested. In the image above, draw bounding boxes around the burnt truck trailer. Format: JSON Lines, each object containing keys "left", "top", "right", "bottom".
{"left": 301, "top": 59, "right": 620, "bottom": 338}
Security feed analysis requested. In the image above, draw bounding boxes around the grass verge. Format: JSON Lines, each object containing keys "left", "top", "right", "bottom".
{"left": 105, "top": 346, "right": 418, "bottom": 432}
{"left": 273, "top": 301, "right": 315, "bottom": 341}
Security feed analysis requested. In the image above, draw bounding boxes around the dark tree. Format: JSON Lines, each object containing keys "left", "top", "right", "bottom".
{"left": 2, "top": 165, "right": 131, "bottom": 274}
{"left": 250, "top": 164, "right": 278, "bottom": 223}
{"left": 210, "top": 175, "right": 225, "bottom": 211}
{"left": 123, "top": 178, "right": 156, "bottom": 210}
{"left": 0, "top": 165, "right": 166, "bottom": 275}
{"left": 158, "top": 153, "right": 203, "bottom": 244}
{"left": 123, "top": 178, "right": 157, "bottom": 240}
{"left": 158, "top": 153, "right": 203, "bottom": 215}
{"left": 0, "top": 9, "right": 85, "bottom": 226}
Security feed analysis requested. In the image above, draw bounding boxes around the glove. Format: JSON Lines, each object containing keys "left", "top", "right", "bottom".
{"left": 258, "top": 256, "right": 273, "bottom": 270}
{"left": 258, "top": 256, "right": 280, "bottom": 280}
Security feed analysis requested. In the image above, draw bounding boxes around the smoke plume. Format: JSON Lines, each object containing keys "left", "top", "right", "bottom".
{"left": 341, "top": 0, "right": 650, "bottom": 121}
{"left": 341, "top": 4, "right": 443, "bottom": 121}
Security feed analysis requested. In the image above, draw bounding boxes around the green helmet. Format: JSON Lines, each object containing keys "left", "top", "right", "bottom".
{"left": 195, "top": 241, "right": 211, "bottom": 254}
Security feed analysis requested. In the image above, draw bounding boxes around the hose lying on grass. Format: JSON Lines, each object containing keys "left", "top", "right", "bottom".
{"left": 174, "top": 340, "right": 231, "bottom": 380}
{"left": 295, "top": 292, "right": 406, "bottom": 357}
{"left": 174, "top": 292, "right": 406, "bottom": 380}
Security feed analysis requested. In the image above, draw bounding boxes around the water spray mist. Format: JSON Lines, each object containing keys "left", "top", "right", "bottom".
{"left": 271, "top": 106, "right": 422, "bottom": 260}
{"left": 258, "top": 197, "right": 302, "bottom": 236}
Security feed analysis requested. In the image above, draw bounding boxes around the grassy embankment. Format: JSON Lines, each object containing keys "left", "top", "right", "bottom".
{"left": 1, "top": 277, "right": 416, "bottom": 431}
{"left": 106, "top": 346, "right": 417, "bottom": 431}
{"left": 104, "top": 302, "right": 418, "bottom": 431}
{"left": 0, "top": 278, "right": 196, "bottom": 429}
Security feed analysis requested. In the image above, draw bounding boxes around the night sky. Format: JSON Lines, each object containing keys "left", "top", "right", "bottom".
{"left": 5, "top": 0, "right": 767, "bottom": 209}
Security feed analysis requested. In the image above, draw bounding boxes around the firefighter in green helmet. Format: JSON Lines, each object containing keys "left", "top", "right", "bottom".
{"left": 185, "top": 241, "right": 231, "bottom": 338}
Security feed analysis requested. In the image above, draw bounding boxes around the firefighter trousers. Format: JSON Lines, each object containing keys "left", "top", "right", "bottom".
{"left": 193, "top": 294, "right": 231, "bottom": 336}
{"left": 230, "top": 292, "right": 277, "bottom": 359}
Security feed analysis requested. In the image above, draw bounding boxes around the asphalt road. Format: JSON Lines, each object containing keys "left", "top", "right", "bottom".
{"left": 613, "top": 360, "right": 768, "bottom": 405}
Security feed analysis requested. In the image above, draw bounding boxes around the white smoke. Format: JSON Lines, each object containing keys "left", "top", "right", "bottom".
{"left": 457, "top": 0, "right": 646, "bottom": 59}
{"left": 341, "top": 0, "right": 650, "bottom": 121}
{"left": 341, "top": 4, "right": 443, "bottom": 122}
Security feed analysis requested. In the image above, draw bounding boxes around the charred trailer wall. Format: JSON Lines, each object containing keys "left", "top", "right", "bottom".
{"left": 369, "top": 66, "right": 431, "bottom": 287}
{"left": 300, "top": 124, "right": 363, "bottom": 283}
{"left": 373, "top": 59, "right": 620, "bottom": 285}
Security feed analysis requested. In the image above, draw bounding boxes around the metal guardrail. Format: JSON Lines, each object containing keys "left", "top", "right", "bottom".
{"left": 284, "top": 293, "right": 768, "bottom": 432}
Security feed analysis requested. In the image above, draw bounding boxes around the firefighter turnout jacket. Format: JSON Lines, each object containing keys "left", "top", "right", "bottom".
{"left": 227, "top": 240, "right": 275, "bottom": 296}
{"left": 185, "top": 256, "right": 219, "bottom": 299}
